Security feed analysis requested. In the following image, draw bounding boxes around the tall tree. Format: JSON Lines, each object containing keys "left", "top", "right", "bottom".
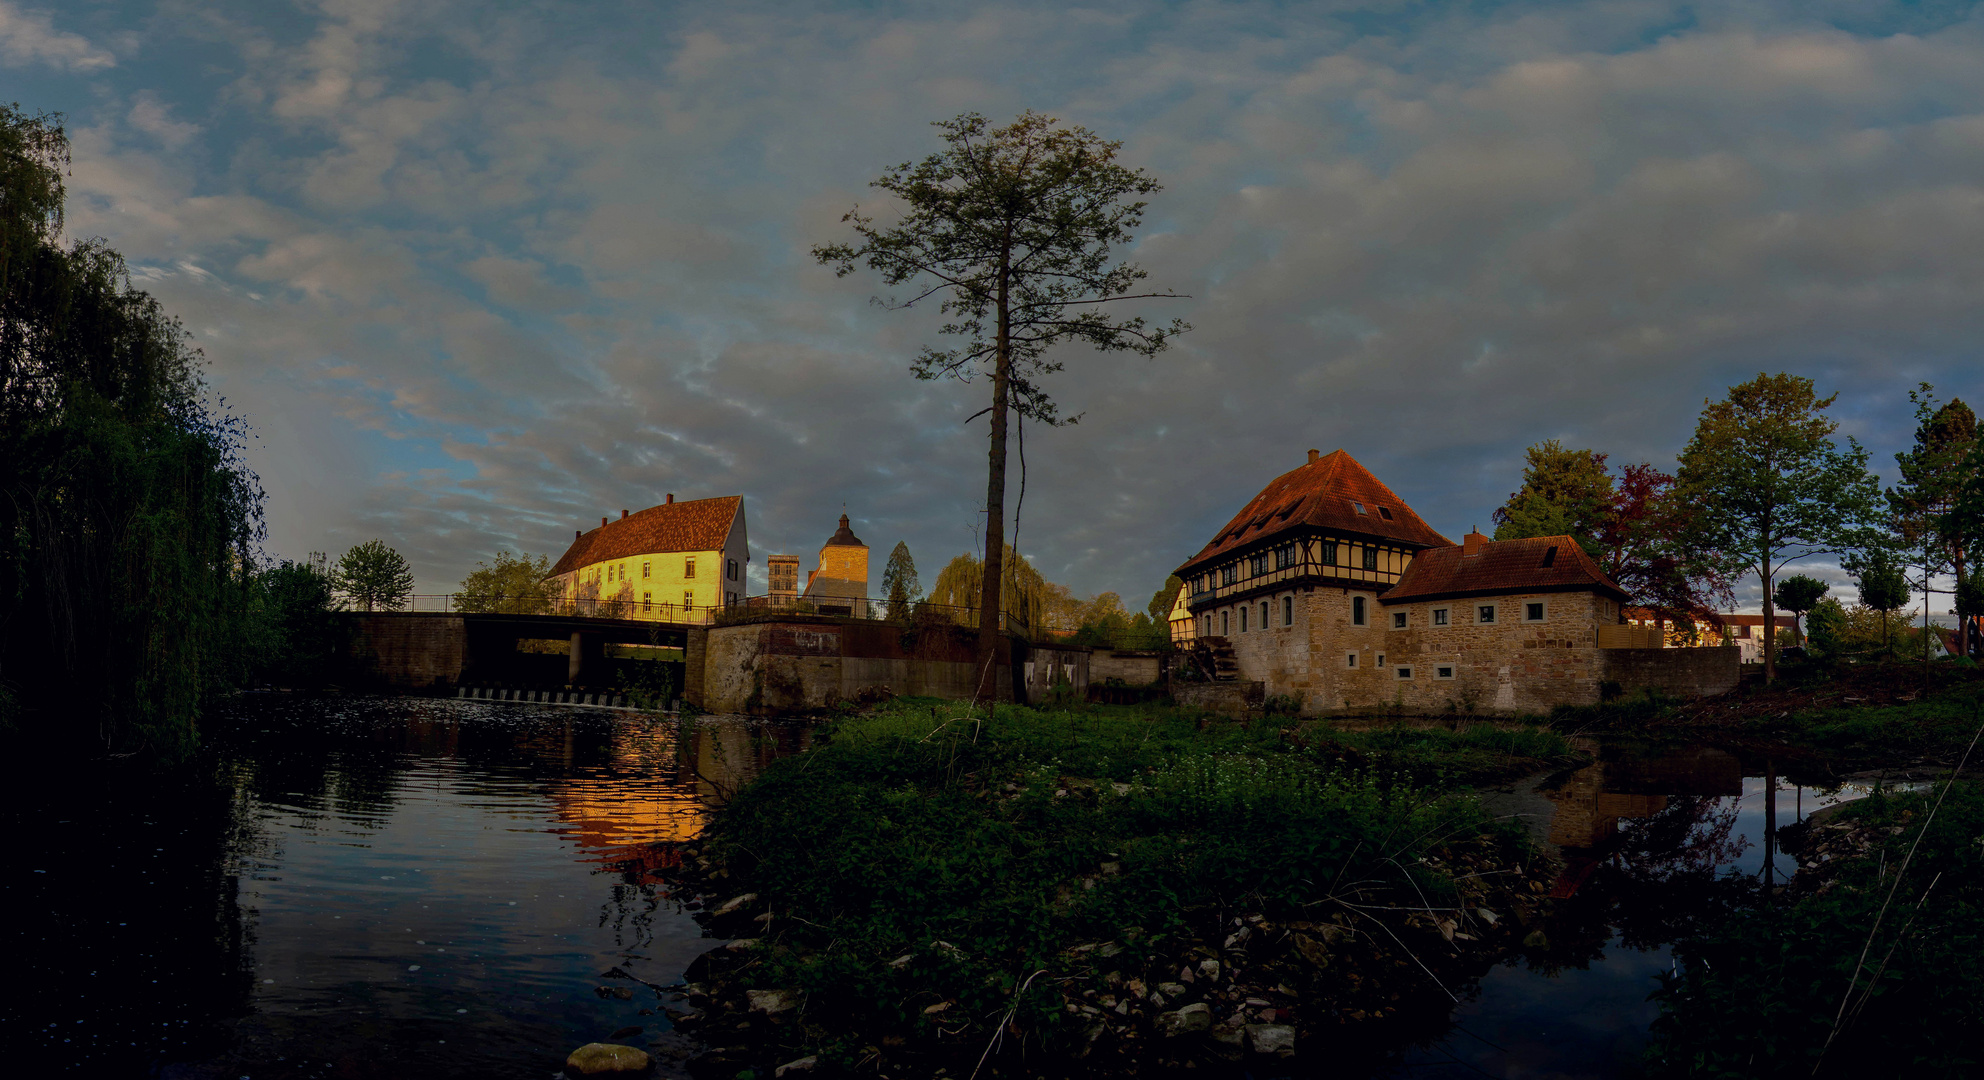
{"left": 1851, "top": 547, "right": 1911, "bottom": 654}
{"left": 335, "top": 541, "right": 414, "bottom": 612}
{"left": 1772, "top": 574, "right": 1829, "bottom": 649}
{"left": 1, "top": 106, "right": 264, "bottom": 756}
{"left": 1675, "top": 374, "right": 1882, "bottom": 683}
{"left": 1495, "top": 445, "right": 1731, "bottom": 631}
{"left": 1889, "top": 387, "right": 1977, "bottom": 663}
{"left": 456, "top": 551, "right": 552, "bottom": 614}
{"left": 881, "top": 541, "right": 921, "bottom": 622}
{"left": 813, "top": 111, "right": 1187, "bottom": 695}
{"left": 1947, "top": 440, "right": 1984, "bottom": 659}
{"left": 1492, "top": 440, "right": 1615, "bottom": 556}
{"left": 1148, "top": 574, "right": 1183, "bottom": 624}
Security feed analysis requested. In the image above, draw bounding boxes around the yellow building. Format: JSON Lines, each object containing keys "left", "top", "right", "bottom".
{"left": 549, "top": 494, "right": 748, "bottom": 622}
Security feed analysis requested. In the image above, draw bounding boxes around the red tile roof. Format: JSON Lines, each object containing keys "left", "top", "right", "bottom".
{"left": 1175, "top": 449, "right": 1451, "bottom": 576}
{"left": 551, "top": 496, "right": 742, "bottom": 576}
{"left": 1381, "top": 534, "right": 1628, "bottom": 604}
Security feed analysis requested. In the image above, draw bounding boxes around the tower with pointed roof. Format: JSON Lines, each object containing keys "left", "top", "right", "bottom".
{"left": 802, "top": 513, "right": 869, "bottom": 618}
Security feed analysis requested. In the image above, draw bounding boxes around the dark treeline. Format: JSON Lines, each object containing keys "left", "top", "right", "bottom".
{"left": 1, "top": 106, "right": 272, "bottom": 757}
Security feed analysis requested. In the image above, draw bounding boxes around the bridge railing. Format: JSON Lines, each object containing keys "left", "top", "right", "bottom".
{"left": 718, "top": 593, "right": 1090, "bottom": 638}
{"left": 359, "top": 594, "right": 721, "bottom": 623}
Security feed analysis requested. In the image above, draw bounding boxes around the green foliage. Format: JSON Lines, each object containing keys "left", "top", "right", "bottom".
{"left": 1775, "top": 574, "right": 1831, "bottom": 645}
{"left": 455, "top": 550, "right": 552, "bottom": 614}
{"left": 1806, "top": 596, "right": 1847, "bottom": 658}
{"left": 702, "top": 703, "right": 1555, "bottom": 1061}
{"left": 1675, "top": 373, "right": 1884, "bottom": 680}
{"left": 334, "top": 540, "right": 413, "bottom": 612}
{"left": 1493, "top": 439, "right": 1614, "bottom": 558}
{"left": 880, "top": 541, "right": 920, "bottom": 622}
{"left": 1148, "top": 574, "right": 1183, "bottom": 623}
{"left": 1647, "top": 779, "right": 1984, "bottom": 1077}
{"left": 0, "top": 106, "right": 264, "bottom": 755}
{"left": 251, "top": 557, "right": 344, "bottom": 686}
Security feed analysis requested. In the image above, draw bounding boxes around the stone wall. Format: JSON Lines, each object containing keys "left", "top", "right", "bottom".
{"left": 1090, "top": 649, "right": 1164, "bottom": 685}
{"left": 1601, "top": 646, "right": 1740, "bottom": 700}
{"left": 347, "top": 614, "right": 467, "bottom": 690}
{"left": 698, "top": 619, "right": 1020, "bottom": 713}
{"left": 1019, "top": 645, "right": 1090, "bottom": 703}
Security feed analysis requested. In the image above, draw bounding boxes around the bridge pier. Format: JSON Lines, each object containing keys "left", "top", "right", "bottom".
{"left": 568, "top": 631, "right": 606, "bottom": 686}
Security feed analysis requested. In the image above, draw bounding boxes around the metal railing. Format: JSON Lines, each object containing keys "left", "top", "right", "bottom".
{"left": 352, "top": 594, "right": 720, "bottom": 623}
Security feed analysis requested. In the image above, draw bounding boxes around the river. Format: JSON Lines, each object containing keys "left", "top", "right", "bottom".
{"left": 2, "top": 697, "right": 1881, "bottom": 1078}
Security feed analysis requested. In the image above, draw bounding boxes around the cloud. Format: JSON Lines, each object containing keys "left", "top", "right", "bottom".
{"left": 0, "top": 1, "right": 114, "bottom": 70}
{"left": 50, "top": 1, "right": 1984, "bottom": 608}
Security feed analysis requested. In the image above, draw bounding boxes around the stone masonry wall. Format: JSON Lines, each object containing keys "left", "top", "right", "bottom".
{"left": 347, "top": 614, "right": 467, "bottom": 690}
{"left": 1601, "top": 646, "right": 1739, "bottom": 700}
{"left": 1380, "top": 592, "right": 1606, "bottom": 713}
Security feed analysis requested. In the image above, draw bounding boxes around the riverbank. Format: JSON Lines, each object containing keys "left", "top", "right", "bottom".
{"left": 658, "top": 700, "right": 1580, "bottom": 1077}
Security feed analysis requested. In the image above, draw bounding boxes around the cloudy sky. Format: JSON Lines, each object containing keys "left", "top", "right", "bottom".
{"left": 13, "top": 0, "right": 1984, "bottom": 609}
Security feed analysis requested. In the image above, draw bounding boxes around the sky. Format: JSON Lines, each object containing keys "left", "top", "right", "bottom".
{"left": 10, "top": 0, "right": 1984, "bottom": 611}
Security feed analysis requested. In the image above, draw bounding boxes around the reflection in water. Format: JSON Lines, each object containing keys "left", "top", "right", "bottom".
{"left": 1398, "top": 742, "right": 1876, "bottom": 1079}
{"left": 5, "top": 697, "right": 805, "bottom": 1079}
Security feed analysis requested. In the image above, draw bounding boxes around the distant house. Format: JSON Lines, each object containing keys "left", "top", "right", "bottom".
{"left": 802, "top": 513, "right": 869, "bottom": 618}
{"left": 1696, "top": 612, "right": 1798, "bottom": 663}
{"left": 1174, "top": 448, "right": 1715, "bottom": 712}
{"left": 550, "top": 494, "right": 748, "bottom": 622}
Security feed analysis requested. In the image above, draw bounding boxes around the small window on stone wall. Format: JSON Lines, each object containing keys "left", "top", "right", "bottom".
{"left": 1283, "top": 595, "right": 1293, "bottom": 626}
{"left": 1435, "top": 665, "right": 1455, "bottom": 679}
{"left": 1478, "top": 604, "right": 1496, "bottom": 624}
{"left": 1346, "top": 653, "right": 1358, "bottom": 668}
{"left": 1394, "top": 666, "right": 1413, "bottom": 679}
{"left": 1240, "top": 606, "right": 1248, "bottom": 633}
{"left": 1525, "top": 601, "right": 1546, "bottom": 622}
{"left": 1260, "top": 601, "right": 1269, "bottom": 629}
{"left": 1352, "top": 596, "right": 1367, "bottom": 625}
{"left": 1377, "top": 652, "right": 1385, "bottom": 667}
{"left": 1221, "top": 610, "right": 1229, "bottom": 635}
{"left": 1432, "top": 607, "right": 1449, "bottom": 626}
{"left": 1391, "top": 611, "right": 1407, "bottom": 629}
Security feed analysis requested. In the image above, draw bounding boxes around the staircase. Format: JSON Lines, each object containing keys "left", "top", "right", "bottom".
{"left": 1190, "top": 636, "right": 1242, "bottom": 682}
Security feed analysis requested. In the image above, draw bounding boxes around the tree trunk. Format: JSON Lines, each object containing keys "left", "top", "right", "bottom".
{"left": 1957, "top": 547, "right": 1969, "bottom": 660}
{"left": 1761, "top": 568, "right": 1777, "bottom": 684}
{"left": 975, "top": 262, "right": 1012, "bottom": 701}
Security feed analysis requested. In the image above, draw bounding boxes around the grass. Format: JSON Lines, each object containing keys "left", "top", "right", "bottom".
{"left": 688, "top": 700, "right": 1572, "bottom": 1071}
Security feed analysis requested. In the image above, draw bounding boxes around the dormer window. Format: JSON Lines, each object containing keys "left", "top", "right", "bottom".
{"left": 1352, "top": 501, "right": 1367, "bottom": 515}
{"left": 1378, "top": 507, "right": 1395, "bottom": 521}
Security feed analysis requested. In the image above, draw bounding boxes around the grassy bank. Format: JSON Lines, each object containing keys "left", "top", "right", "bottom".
{"left": 1547, "top": 664, "right": 1984, "bottom": 766}
{"left": 666, "top": 701, "right": 1577, "bottom": 1077}
{"left": 1645, "top": 776, "right": 1984, "bottom": 1077}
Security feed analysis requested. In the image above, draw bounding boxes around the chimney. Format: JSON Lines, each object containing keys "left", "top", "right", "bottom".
{"left": 666, "top": 493, "right": 674, "bottom": 504}
{"left": 1463, "top": 528, "right": 1489, "bottom": 557}
{"left": 1307, "top": 448, "right": 1320, "bottom": 465}
{"left": 575, "top": 529, "right": 581, "bottom": 540}
{"left": 601, "top": 516, "right": 608, "bottom": 527}
{"left": 621, "top": 509, "right": 628, "bottom": 519}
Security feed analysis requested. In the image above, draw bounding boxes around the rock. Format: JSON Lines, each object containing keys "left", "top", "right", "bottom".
{"left": 723, "top": 938, "right": 759, "bottom": 952}
{"left": 1207, "top": 1019, "right": 1246, "bottom": 1060}
{"left": 1158, "top": 982, "right": 1187, "bottom": 998}
{"left": 565, "top": 1042, "right": 652, "bottom": 1076}
{"left": 1475, "top": 908, "right": 1499, "bottom": 927}
{"left": 1523, "top": 929, "right": 1550, "bottom": 950}
{"left": 1158, "top": 1002, "right": 1212, "bottom": 1037}
{"left": 1198, "top": 959, "right": 1221, "bottom": 981}
{"left": 1291, "top": 933, "right": 1330, "bottom": 967}
{"left": 747, "top": 988, "right": 799, "bottom": 1015}
{"left": 774, "top": 1056, "right": 819, "bottom": 1077}
{"left": 1246, "top": 1024, "right": 1296, "bottom": 1055}
{"left": 888, "top": 953, "right": 915, "bottom": 969}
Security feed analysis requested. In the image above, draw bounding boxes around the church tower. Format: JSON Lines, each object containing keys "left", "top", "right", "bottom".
{"left": 803, "top": 513, "right": 870, "bottom": 617}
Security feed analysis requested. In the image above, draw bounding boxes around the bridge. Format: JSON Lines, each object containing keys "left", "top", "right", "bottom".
{"left": 342, "top": 599, "right": 699, "bottom": 692}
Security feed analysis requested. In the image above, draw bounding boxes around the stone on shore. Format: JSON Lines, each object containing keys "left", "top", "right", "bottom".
{"left": 1158, "top": 1002, "right": 1212, "bottom": 1037}
{"left": 1246, "top": 1024, "right": 1296, "bottom": 1055}
{"left": 565, "top": 1042, "right": 652, "bottom": 1076}
{"left": 746, "top": 988, "right": 799, "bottom": 1015}
{"left": 774, "top": 1055, "right": 819, "bottom": 1076}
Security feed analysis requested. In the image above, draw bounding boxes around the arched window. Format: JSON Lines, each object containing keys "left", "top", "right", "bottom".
{"left": 1352, "top": 596, "right": 1367, "bottom": 625}
{"left": 1283, "top": 595, "right": 1293, "bottom": 626}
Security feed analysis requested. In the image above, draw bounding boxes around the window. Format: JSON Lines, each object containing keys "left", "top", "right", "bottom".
{"left": 728, "top": 559, "right": 739, "bottom": 581}
{"left": 1346, "top": 652, "right": 1359, "bottom": 668}
{"left": 1525, "top": 601, "right": 1546, "bottom": 622}
{"left": 1204, "top": 615, "right": 1212, "bottom": 637}
{"left": 1362, "top": 546, "right": 1379, "bottom": 571}
{"left": 1435, "top": 665, "right": 1455, "bottom": 680}
{"left": 643, "top": 592, "right": 652, "bottom": 612}
{"left": 1275, "top": 543, "right": 1297, "bottom": 570}
{"left": 1377, "top": 652, "right": 1385, "bottom": 667}
{"left": 1391, "top": 611, "right": 1407, "bottom": 629}
{"left": 685, "top": 557, "right": 697, "bottom": 579}
{"left": 1352, "top": 501, "right": 1367, "bottom": 514}
{"left": 1377, "top": 506, "right": 1395, "bottom": 521}
{"left": 1320, "top": 541, "right": 1339, "bottom": 566}
{"left": 684, "top": 591, "right": 695, "bottom": 611}
{"left": 1432, "top": 607, "right": 1449, "bottom": 627}
{"left": 1478, "top": 604, "right": 1496, "bottom": 624}
{"left": 1221, "top": 564, "right": 1238, "bottom": 586}
{"left": 1352, "top": 596, "right": 1367, "bottom": 625}
{"left": 643, "top": 561, "right": 651, "bottom": 579}
{"left": 1250, "top": 553, "right": 1269, "bottom": 577}
{"left": 1395, "top": 666, "right": 1413, "bottom": 679}
{"left": 1239, "top": 606, "right": 1248, "bottom": 632}
{"left": 727, "top": 591, "right": 737, "bottom": 606}
{"left": 1221, "top": 610, "right": 1230, "bottom": 635}
{"left": 1260, "top": 601, "right": 1269, "bottom": 629}
{"left": 1283, "top": 595, "right": 1293, "bottom": 626}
